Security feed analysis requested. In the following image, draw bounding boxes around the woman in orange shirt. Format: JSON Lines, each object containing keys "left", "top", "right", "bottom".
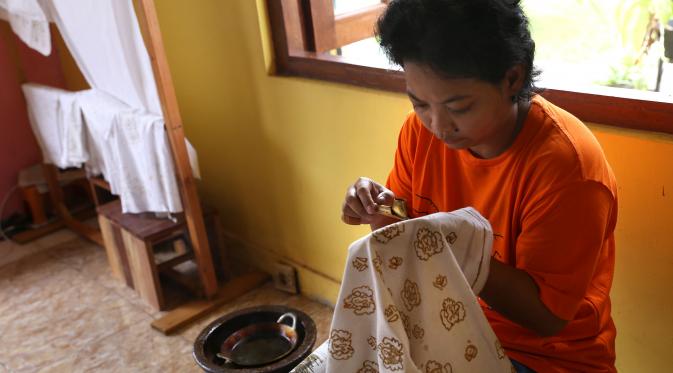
{"left": 341, "top": 1, "right": 618, "bottom": 372}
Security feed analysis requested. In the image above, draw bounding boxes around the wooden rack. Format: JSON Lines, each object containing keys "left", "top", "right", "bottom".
{"left": 29, "top": 0, "right": 267, "bottom": 334}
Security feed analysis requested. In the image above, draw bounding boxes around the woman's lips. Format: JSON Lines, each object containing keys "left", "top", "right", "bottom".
{"left": 433, "top": 131, "right": 467, "bottom": 147}
{"left": 441, "top": 136, "right": 465, "bottom": 146}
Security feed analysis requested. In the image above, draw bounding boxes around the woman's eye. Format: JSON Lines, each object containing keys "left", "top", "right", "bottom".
{"left": 413, "top": 103, "right": 428, "bottom": 110}
{"left": 448, "top": 105, "right": 471, "bottom": 114}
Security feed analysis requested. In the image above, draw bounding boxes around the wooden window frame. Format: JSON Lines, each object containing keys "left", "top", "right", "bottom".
{"left": 267, "top": 0, "right": 673, "bottom": 136}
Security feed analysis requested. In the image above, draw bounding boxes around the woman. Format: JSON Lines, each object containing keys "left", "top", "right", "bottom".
{"left": 341, "top": 0, "right": 617, "bottom": 372}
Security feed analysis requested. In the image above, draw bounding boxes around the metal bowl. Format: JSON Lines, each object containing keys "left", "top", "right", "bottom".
{"left": 193, "top": 305, "right": 317, "bottom": 373}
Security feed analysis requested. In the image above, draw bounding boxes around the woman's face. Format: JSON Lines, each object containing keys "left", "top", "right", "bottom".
{"left": 403, "top": 62, "right": 523, "bottom": 159}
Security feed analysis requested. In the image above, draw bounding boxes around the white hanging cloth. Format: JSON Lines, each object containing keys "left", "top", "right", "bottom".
{"left": 318, "top": 208, "right": 513, "bottom": 372}
{"left": 77, "top": 89, "right": 132, "bottom": 192}
{"left": 73, "top": 89, "right": 190, "bottom": 214}
{"left": 21, "top": 83, "right": 64, "bottom": 166}
{"left": 22, "top": 83, "right": 87, "bottom": 168}
{"left": 186, "top": 140, "right": 201, "bottom": 180}
{"left": 15, "top": 0, "right": 202, "bottom": 214}
{"left": 0, "top": 0, "right": 51, "bottom": 56}
{"left": 109, "top": 111, "right": 183, "bottom": 214}
{"left": 22, "top": 85, "right": 200, "bottom": 214}
{"left": 57, "top": 90, "right": 87, "bottom": 165}
{"left": 41, "top": 0, "right": 162, "bottom": 114}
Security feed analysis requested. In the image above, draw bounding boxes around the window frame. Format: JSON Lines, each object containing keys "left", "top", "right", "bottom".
{"left": 267, "top": 0, "right": 673, "bottom": 136}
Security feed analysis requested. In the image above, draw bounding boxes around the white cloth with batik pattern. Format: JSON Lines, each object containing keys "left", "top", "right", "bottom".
{"left": 325, "top": 207, "right": 513, "bottom": 373}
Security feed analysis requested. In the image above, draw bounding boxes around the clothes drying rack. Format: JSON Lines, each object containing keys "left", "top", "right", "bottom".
{"left": 11, "top": 0, "right": 267, "bottom": 334}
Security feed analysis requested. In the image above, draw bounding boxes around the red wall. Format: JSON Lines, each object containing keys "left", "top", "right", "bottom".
{"left": 0, "top": 22, "right": 66, "bottom": 220}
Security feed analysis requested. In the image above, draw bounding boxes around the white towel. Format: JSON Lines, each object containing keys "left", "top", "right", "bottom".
{"left": 77, "top": 89, "right": 131, "bottom": 197}
{"left": 2, "top": 0, "right": 51, "bottom": 56}
{"left": 109, "top": 111, "right": 183, "bottom": 214}
{"left": 22, "top": 84, "right": 202, "bottom": 215}
{"left": 22, "top": 83, "right": 87, "bottom": 168}
{"left": 317, "top": 208, "right": 513, "bottom": 373}
{"left": 22, "top": 83, "right": 62, "bottom": 165}
{"left": 57, "top": 92, "right": 87, "bottom": 166}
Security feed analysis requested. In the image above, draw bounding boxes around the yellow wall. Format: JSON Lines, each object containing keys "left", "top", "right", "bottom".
{"left": 590, "top": 126, "right": 673, "bottom": 371}
{"left": 153, "top": 0, "right": 409, "bottom": 304}
{"left": 146, "top": 1, "right": 672, "bottom": 371}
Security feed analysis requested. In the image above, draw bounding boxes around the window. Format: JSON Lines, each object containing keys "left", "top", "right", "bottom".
{"left": 267, "top": 0, "right": 673, "bottom": 135}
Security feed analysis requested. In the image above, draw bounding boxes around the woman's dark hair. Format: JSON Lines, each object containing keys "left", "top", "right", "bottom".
{"left": 377, "top": 0, "right": 540, "bottom": 101}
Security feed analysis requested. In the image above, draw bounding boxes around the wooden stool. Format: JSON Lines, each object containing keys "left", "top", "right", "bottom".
{"left": 20, "top": 185, "right": 48, "bottom": 226}
{"left": 18, "top": 165, "right": 93, "bottom": 227}
{"left": 97, "top": 200, "right": 227, "bottom": 310}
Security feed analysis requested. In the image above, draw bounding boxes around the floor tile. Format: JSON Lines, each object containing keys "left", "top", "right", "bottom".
{"left": 63, "top": 320, "right": 200, "bottom": 373}
{"left": 0, "top": 230, "right": 335, "bottom": 372}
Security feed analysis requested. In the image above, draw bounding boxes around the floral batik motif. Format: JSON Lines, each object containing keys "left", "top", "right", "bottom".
{"left": 367, "top": 336, "right": 378, "bottom": 350}
{"left": 373, "top": 251, "right": 383, "bottom": 276}
{"left": 344, "top": 286, "right": 376, "bottom": 315}
{"left": 440, "top": 297, "right": 466, "bottom": 332}
{"left": 413, "top": 324, "right": 425, "bottom": 339}
{"left": 329, "top": 329, "right": 354, "bottom": 360}
{"left": 358, "top": 360, "right": 379, "bottom": 373}
{"left": 464, "top": 341, "right": 478, "bottom": 362}
{"left": 433, "top": 274, "right": 448, "bottom": 290}
{"left": 388, "top": 256, "right": 403, "bottom": 270}
{"left": 446, "top": 231, "right": 458, "bottom": 244}
{"left": 401, "top": 279, "right": 421, "bottom": 311}
{"left": 495, "top": 340, "right": 506, "bottom": 359}
{"left": 414, "top": 227, "right": 445, "bottom": 260}
{"left": 352, "top": 257, "right": 368, "bottom": 272}
{"left": 373, "top": 224, "right": 405, "bottom": 244}
{"left": 377, "top": 337, "right": 404, "bottom": 371}
{"left": 399, "top": 311, "right": 412, "bottom": 339}
{"left": 425, "top": 360, "right": 453, "bottom": 373}
{"left": 385, "top": 304, "right": 400, "bottom": 322}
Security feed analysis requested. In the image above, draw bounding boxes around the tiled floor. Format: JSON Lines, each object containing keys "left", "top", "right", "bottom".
{"left": 0, "top": 230, "right": 334, "bottom": 372}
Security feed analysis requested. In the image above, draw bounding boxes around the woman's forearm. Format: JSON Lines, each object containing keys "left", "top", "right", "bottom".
{"left": 479, "top": 257, "right": 568, "bottom": 337}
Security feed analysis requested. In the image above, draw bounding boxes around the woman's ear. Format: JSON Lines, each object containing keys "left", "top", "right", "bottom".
{"left": 504, "top": 64, "right": 525, "bottom": 98}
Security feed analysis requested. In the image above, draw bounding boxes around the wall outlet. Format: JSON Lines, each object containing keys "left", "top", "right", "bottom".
{"left": 272, "top": 262, "right": 299, "bottom": 294}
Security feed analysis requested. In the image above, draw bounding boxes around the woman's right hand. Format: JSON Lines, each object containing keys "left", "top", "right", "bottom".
{"left": 341, "top": 177, "right": 398, "bottom": 230}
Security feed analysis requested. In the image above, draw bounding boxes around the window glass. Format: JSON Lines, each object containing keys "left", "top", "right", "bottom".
{"left": 333, "top": 0, "right": 673, "bottom": 98}
{"left": 332, "top": 37, "right": 398, "bottom": 70}
{"left": 523, "top": 0, "right": 673, "bottom": 97}
{"left": 334, "top": 0, "right": 383, "bottom": 15}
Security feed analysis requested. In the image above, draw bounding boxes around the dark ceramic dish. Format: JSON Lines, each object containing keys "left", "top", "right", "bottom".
{"left": 193, "top": 305, "right": 317, "bottom": 373}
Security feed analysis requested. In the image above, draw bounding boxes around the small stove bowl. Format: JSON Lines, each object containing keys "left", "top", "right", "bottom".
{"left": 193, "top": 305, "right": 317, "bottom": 373}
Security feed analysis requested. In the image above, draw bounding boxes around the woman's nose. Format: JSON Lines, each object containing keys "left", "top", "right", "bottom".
{"left": 430, "top": 107, "right": 457, "bottom": 134}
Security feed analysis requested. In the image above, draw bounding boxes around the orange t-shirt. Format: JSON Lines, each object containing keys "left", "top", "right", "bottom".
{"left": 386, "top": 95, "right": 617, "bottom": 372}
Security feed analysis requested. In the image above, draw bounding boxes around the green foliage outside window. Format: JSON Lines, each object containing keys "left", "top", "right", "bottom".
{"left": 523, "top": 0, "right": 673, "bottom": 91}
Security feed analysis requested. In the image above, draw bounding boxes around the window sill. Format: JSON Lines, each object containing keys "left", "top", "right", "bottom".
{"left": 278, "top": 52, "right": 673, "bottom": 135}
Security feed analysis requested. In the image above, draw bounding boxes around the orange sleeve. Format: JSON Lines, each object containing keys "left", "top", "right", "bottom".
{"left": 516, "top": 180, "right": 616, "bottom": 320}
{"left": 386, "top": 114, "right": 417, "bottom": 203}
